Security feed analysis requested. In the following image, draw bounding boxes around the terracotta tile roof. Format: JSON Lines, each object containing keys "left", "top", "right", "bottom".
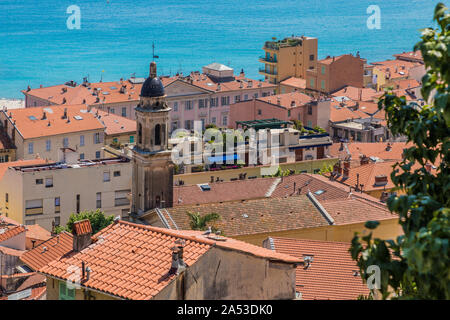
{"left": 330, "top": 160, "right": 398, "bottom": 191}
{"left": 22, "top": 84, "right": 96, "bottom": 106}
{"left": 39, "top": 220, "right": 298, "bottom": 300}
{"left": 390, "top": 78, "right": 421, "bottom": 90}
{"left": 20, "top": 232, "right": 73, "bottom": 271}
{"left": 270, "top": 237, "right": 370, "bottom": 300}
{"left": 329, "top": 142, "right": 410, "bottom": 165}
{"left": 332, "top": 86, "right": 378, "bottom": 102}
{"left": 24, "top": 224, "right": 51, "bottom": 242}
{"left": 173, "top": 177, "right": 277, "bottom": 206}
{"left": 72, "top": 219, "right": 93, "bottom": 236}
{"left": 270, "top": 174, "right": 350, "bottom": 201}
{"left": 5, "top": 104, "right": 104, "bottom": 139}
{"left": 0, "top": 159, "right": 49, "bottom": 180}
{"left": 84, "top": 80, "right": 142, "bottom": 104}
{"left": 15, "top": 273, "right": 46, "bottom": 293}
{"left": 0, "top": 246, "right": 25, "bottom": 257}
{"left": 372, "top": 59, "right": 421, "bottom": 79}
{"left": 279, "top": 77, "right": 306, "bottom": 89}
{"left": 258, "top": 91, "right": 313, "bottom": 109}
{"left": 163, "top": 195, "right": 330, "bottom": 237}
{"left": 321, "top": 197, "right": 395, "bottom": 225}
{"left": 393, "top": 50, "right": 423, "bottom": 63}
{"left": 0, "top": 225, "right": 26, "bottom": 243}
{"left": 318, "top": 54, "right": 349, "bottom": 65}
{"left": 92, "top": 108, "right": 136, "bottom": 136}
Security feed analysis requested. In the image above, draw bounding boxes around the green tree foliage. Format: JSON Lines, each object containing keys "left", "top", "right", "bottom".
{"left": 186, "top": 211, "right": 221, "bottom": 231}
{"left": 56, "top": 209, "right": 114, "bottom": 235}
{"left": 350, "top": 3, "right": 450, "bottom": 299}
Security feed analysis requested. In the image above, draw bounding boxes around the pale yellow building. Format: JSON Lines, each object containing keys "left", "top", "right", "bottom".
{"left": 0, "top": 157, "right": 131, "bottom": 231}
{"left": 0, "top": 104, "right": 106, "bottom": 162}
{"left": 259, "top": 36, "right": 318, "bottom": 85}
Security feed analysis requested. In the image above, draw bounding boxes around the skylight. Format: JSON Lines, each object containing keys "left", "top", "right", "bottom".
{"left": 28, "top": 115, "right": 37, "bottom": 121}
{"left": 314, "top": 190, "right": 325, "bottom": 195}
{"left": 74, "top": 115, "right": 83, "bottom": 120}
{"left": 199, "top": 184, "right": 211, "bottom": 191}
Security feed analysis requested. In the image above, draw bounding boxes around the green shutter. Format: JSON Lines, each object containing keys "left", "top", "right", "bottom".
{"left": 130, "top": 135, "right": 134, "bottom": 143}
{"left": 59, "top": 281, "right": 75, "bottom": 300}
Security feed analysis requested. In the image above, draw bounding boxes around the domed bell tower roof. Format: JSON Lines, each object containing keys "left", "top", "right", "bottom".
{"left": 140, "top": 62, "right": 165, "bottom": 98}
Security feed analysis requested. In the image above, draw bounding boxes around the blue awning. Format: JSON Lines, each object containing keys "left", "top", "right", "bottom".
{"left": 208, "top": 154, "right": 240, "bottom": 163}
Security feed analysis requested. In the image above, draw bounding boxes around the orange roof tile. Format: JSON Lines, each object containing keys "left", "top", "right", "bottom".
{"left": 5, "top": 104, "right": 104, "bottom": 139}
{"left": 372, "top": 59, "right": 421, "bottom": 79}
{"left": 20, "top": 232, "right": 73, "bottom": 271}
{"left": 0, "top": 225, "right": 26, "bottom": 243}
{"left": 92, "top": 108, "right": 136, "bottom": 136}
{"left": 22, "top": 84, "right": 96, "bottom": 105}
{"left": 393, "top": 50, "right": 423, "bottom": 63}
{"left": 162, "top": 195, "right": 330, "bottom": 237}
{"left": 270, "top": 237, "right": 370, "bottom": 300}
{"left": 258, "top": 91, "right": 313, "bottom": 109}
{"left": 0, "top": 246, "right": 25, "bottom": 257}
{"left": 39, "top": 221, "right": 298, "bottom": 300}
{"left": 332, "top": 86, "right": 378, "bottom": 102}
{"left": 24, "top": 224, "right": 51, "bottom": 242}
{"left": 279, "top": 77, "right": 306, "bottom": 89}
{"left": 72, "top": 219, "right": 93, "bottom": 236}
{"left": 329, "top": 142, "right": 410, "bottom": 165}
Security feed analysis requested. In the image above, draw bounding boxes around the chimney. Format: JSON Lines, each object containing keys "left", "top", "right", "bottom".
{"left": 62, "top": 97, "right": 67, "bottom": 104}
{"left": 169, "top": 239, "right": 187, "bottom": 275}
{"left": 360, "top": 155, "right": 369, "bottom": 165}
{"left": 385, "top": 142, "right": 392, "bottom": 151}
{"left": 72, "top": 219, "right": 93, "bottom": 252}
{"left": 425, "top": 163, "right": 432, "bottom": 173}
{"left": 343, "top": 161, "right": 350, "bottom": 169}
{"left": 343, "top": 167, "right": 349, "bottom": 179}
{"left": 61, "top": 108, "right": 67, "bottom": 119}
{"left": 277, "top": 97, "right": 281, "bottom": 105}
{"left": 332, "top": 163, "right": 339, "bottom": 175}
{"left": 374, "top": 175, "right": 388, "bottom": 186}
{"left": 291, "top": 100, "right": 296, "bottom": 108}
{"left": 247, "top": 80, "right": 253, "bottom": 88}
{"left": 41, "top": 111, "right": 47, "bottom": 120}
{"left": 337, "top": 162, "right": 343, "bottom": 175}
{"left": 239, "top": 82, "right": 244, "bottom": 89}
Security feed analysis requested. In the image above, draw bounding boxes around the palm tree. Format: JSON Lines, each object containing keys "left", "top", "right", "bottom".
{"left": 186, "top": 212, "right": 221, "bottom": 231}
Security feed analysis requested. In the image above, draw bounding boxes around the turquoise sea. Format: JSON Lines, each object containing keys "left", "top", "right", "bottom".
{"left": 0, "top": 0, "right": 441, "bottom": 98}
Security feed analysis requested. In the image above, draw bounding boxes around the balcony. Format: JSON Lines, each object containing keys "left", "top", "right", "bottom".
{"left": 25, "top": 207, "right": 43, "bottom": 215}
{"left": 258, "top": 68, "right": 277, "bottom": 76}
{"left": 259, "top": 56, "right": 277, "bottom": 64}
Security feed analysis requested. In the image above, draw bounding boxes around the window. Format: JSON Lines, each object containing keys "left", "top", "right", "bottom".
{"left": 115, "top": 190, "right": 130, "bottom": 207}
{"left": 28, "top": 142, "right": 34, "bottom": 154}
{"left": 321, "top": 80, "right": 325, "bottom": 90}
{"left": 55, "top": 197, "right": 60, "bottom": 213}
{"left": 25, "top": 220, "right": 35, "bottom": 225}
{"left": 79, "top": 153, "right": 85, "bottom": 160}
{"left": 154, "top": 124, "right": 161, "bottom": 145}
{"left": 114, "top": 171, "right": 121, "bottom": 177}
{"left": 185, "top": 100, "right": 193, "bottom": 110}
{"left": 121, "top": 107, "right": 126, "bottom": 117}
{"left": 357, "top": 132, "right": 362, "bottom": 142}
{"left": 46, "top": 140, "right": 51, "bottom": 152}
{"left": 36, "top": 179, "right": 43, "bottom": 185}
{"left": 210, "top": 97, "right": 219, "bottom": 107}
{"left": 63, "top": 137, "right": 69, "bottom": 148}
{"left": 103, "top": 171, "right": 110, "bottom": 182}
{"left": 254, "top": 93, "right": 258, "bottom": 99}
{"left": 45, "top": 177, "right": 53, "bottom": 188}
{"left": 221, "top": 96, "right": 230, "bottom": 106}
{"left": 198, "top": 99, "right": 207, "bottom": 108}
{"left": 309, "top": 54, "right": 315, "bottom": 61}
{"left": 59, "top": 281, "right": 75, "bottom": 300}
{"left": 258, "top": 109, "right": 262, "bottom": 115}
{"left": 308, "top": 105, "right": 313, "bottom": 115}
{"left": 211, "top": 117, "right": 216, "bottom": 124}
{"left": 234, "top": 95, "right": 240, "bottom": 103}
{"left": 110, "top": 108, "right": 115, "bottom": 114}
{"left": 5, "top": 193, "right": 8, "bottom": 203}
{"left": 321, "top": 66, "right": 326, "bottom": 75}
{"left": 222, "top": 116, "right": 228, "bottom": 126}
{"left": 113, "top": 138, "right": 118, "bottom": 144}
{"left": 288, "top": 110, "right": 291, "bottom": 117}
{"left": 307, "top": 120, "right": 313, "bottom": 127}
{"left": 184, "top": 120, "right": 193, "bottom": 130}
{"left": 54, "top": 216, "right": 60, "bottom": 226}
{"left": 309, "top": 78, "right": 315, "bottom": 88}
{"left": 25, "top": 199, "right": 43, "bottom": 216}
{"left": 96, "top": 192, "right": 101, "bottom": 209}
{"left": 244, "top": 94, "right": 248, "bottom": 101}
{"left": 94, "top": 133, "right": 101, "bottom": 144}
{"left": 129, "top": 135, "right": 134, "bottom": 143}
{"left": 95, "top": 151, "right": 101, "bottom": 159}
{"left": 173, "top": 102, "right": 178, "bottom": 112}
{"left": 76, "top": 194, "right": 80, "bottom": 213}
{"left": 80, "top": 135, "right": 85, "bottom": 146}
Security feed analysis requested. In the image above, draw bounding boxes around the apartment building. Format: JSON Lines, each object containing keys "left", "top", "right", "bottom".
{"left": 0, "top": 157, "right": 131, "bottom": 231}
{"left": 306, "top": 54, "right": 365, "bottom": 95}
{"left": 259, "top": 36, "right": 318, "bottom": 84}
{"left": 0, "top": 104, "right": 105, "bottom": 161}
{"left": 229, "top": 92, "right": 330, "bottom": 130}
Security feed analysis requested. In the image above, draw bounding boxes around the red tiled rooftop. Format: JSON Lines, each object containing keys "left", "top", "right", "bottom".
{"left": 24, "top": 224, "right": 51, "bottom": 242}
{"left": 269, "top": 237, "right": 370, "bottom": 300}
{"left": 72, "top": 219, "right": 93, "bottom": 236}
{"left": 92, "top": 108, "right": 136, "bottom": 136}
{"left": 279, "top": 77, "right": 306, "bottom": 89}
{"left": 39, "top": 221, "right": 299, "bottom": 300}
{"left": 332, "top": 86, "right": 378, "bottom": 102}
{"left": 20, "top": 232, "right": 73, "bottom": 271}
{"left": 258, "top": 91, "right": 313, "bottom": 109}
{"left": 393, "top": 50, "right": 423, "bottom": 63}
{"left": 0, "top": 225, "right": 26, "bottom": 243}
{"left": 5, "top": 104, "right": 104, "bottom": 139}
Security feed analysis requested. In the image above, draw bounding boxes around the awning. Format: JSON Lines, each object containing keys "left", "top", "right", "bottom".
{"left": 207, "top": 154, "right": 240, "bottom": 163}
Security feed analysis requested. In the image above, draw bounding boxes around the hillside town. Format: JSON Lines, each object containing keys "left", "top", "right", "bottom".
{"left": 0, "top": 32, "right": 442, "bottom": 302}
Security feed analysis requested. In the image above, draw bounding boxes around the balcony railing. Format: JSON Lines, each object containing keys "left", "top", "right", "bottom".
{"left": 258, "top": 68, "right": 277, "bottom": 76}
{"left": 25, "top": 207, "right": 43, "bottom": 215}
{"left": 259, "top": 56, "right": 277, "bottom": 63}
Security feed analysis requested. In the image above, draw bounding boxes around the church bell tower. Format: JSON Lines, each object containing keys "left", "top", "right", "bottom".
{"left": 131, "top": 61, "right": 173, "bottom": 215}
